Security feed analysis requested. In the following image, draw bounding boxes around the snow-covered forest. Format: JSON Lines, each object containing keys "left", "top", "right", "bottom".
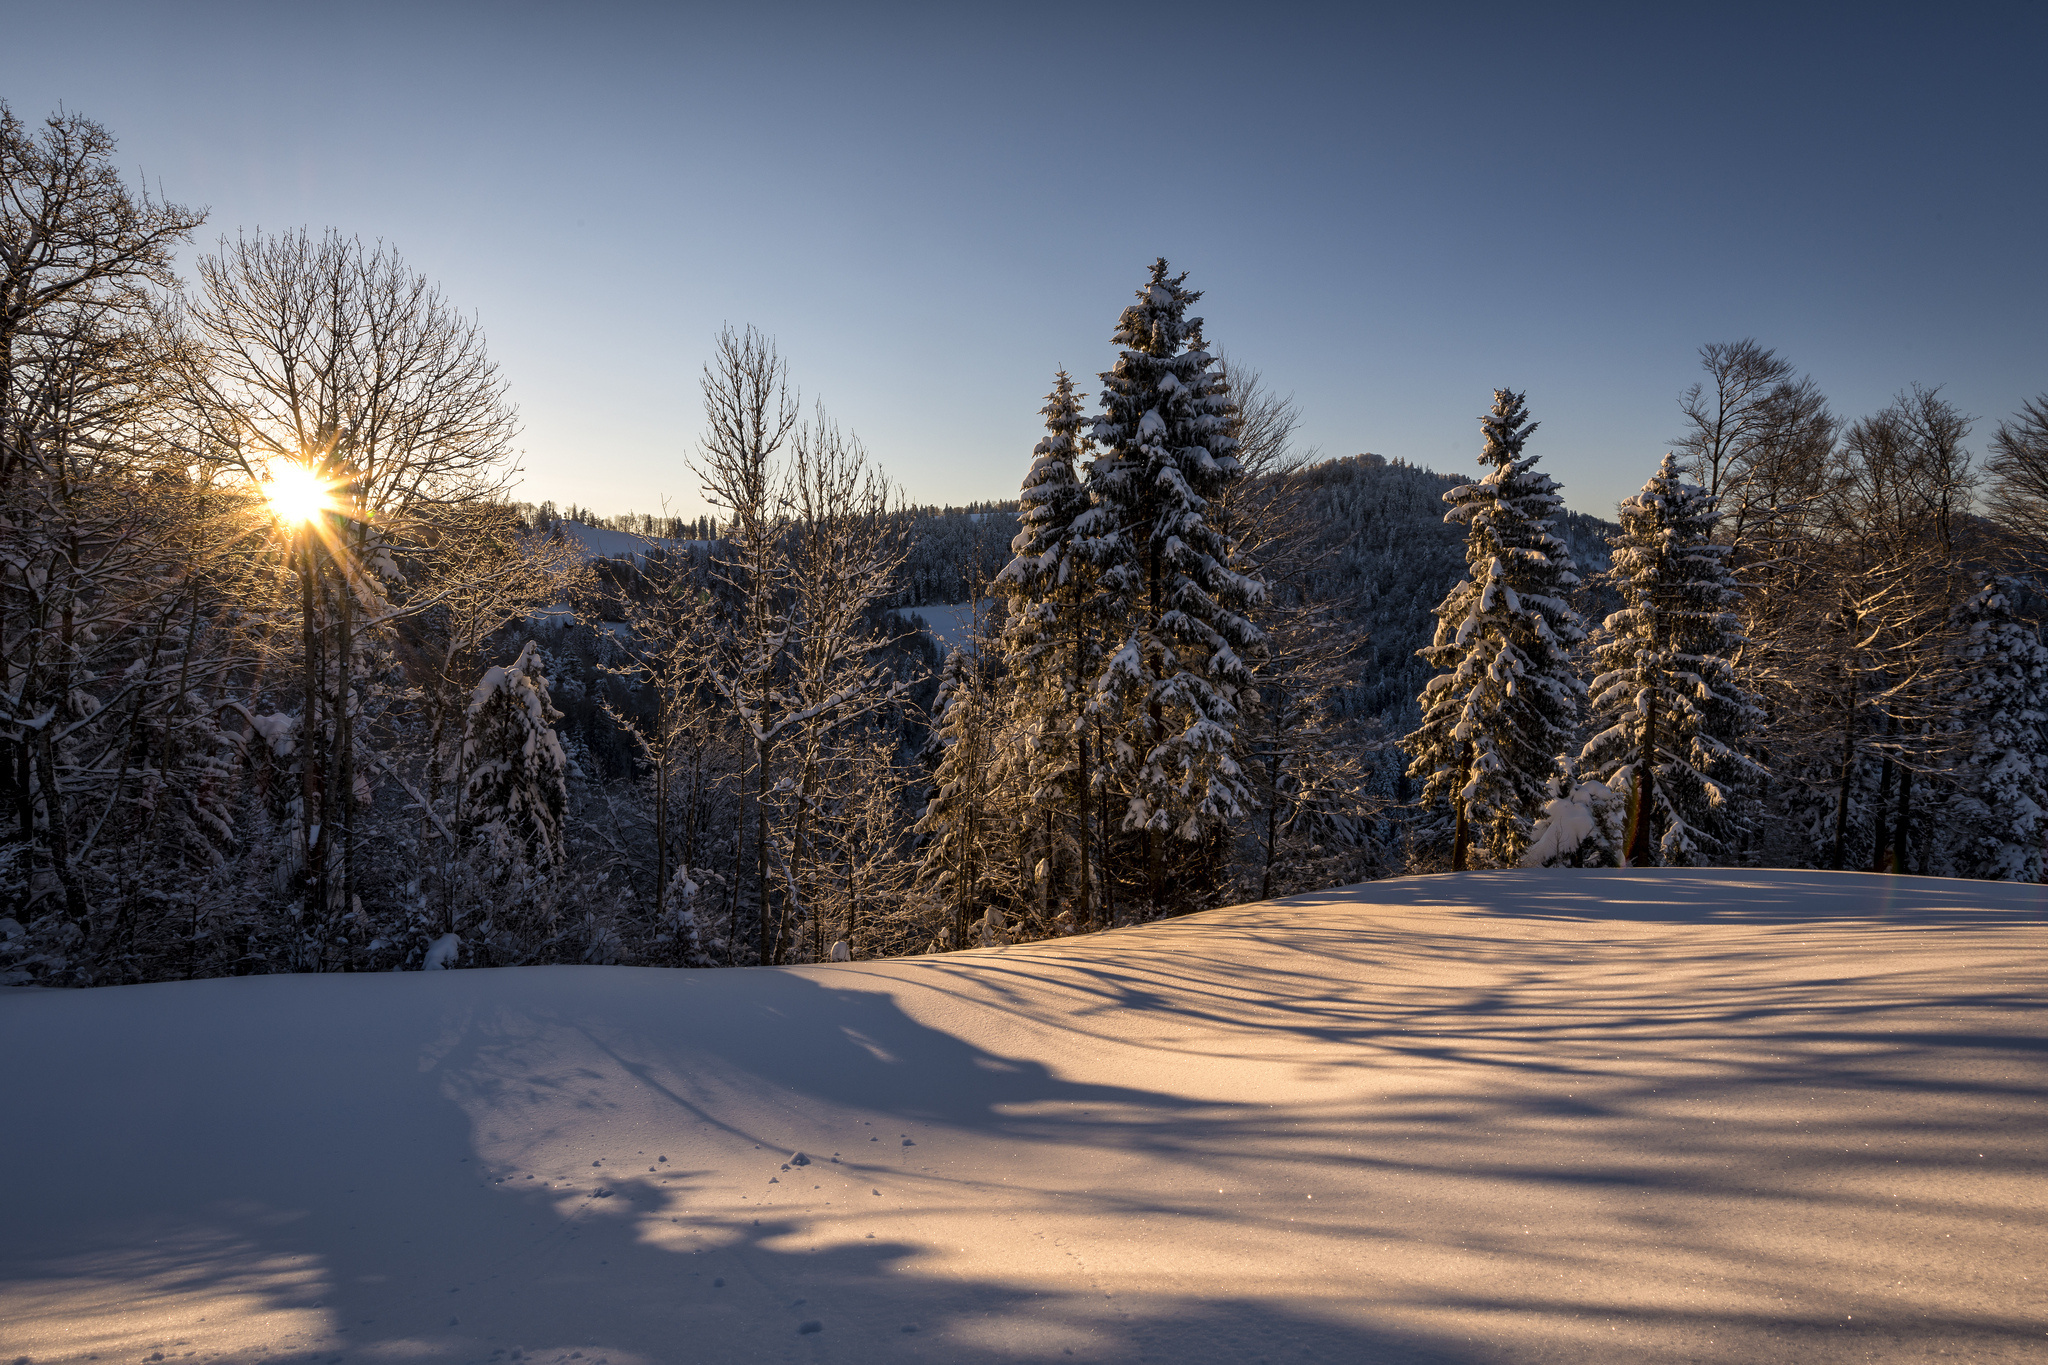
{"left": 4, "top": 106, "right": 2045, "bottom": 988}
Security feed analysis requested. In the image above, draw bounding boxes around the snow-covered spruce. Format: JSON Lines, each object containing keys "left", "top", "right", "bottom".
{"left": 995, "top": 370, "right": 1108, "bottom": 931}
{"left": 915, "top": 647, "right": 999, "bottom": 951}
{"left": 1405, "top": 389, "right": 1587, "bottom": 869}
{"left": 1078, "top": 260, "right": 1265, "bottom": 909}
{"left": 458, "top": 640, "right": 570, "bottom": 867}
{"left": 1573, "top": 453, "right": 1763, "bottom": 866}
{"left": 1946, "top": 578, "right": 2048, "bottom": 882}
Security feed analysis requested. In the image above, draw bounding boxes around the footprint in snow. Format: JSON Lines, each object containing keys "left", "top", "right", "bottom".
{"left": 797, "top": 1321, "right": 822, "bottom": 1335}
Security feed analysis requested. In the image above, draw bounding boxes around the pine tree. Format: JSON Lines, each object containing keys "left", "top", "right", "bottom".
{"left": 1948, "top": 579, "right": 2048, "bottom": 882}
{"left": 914, "top": 647, "right": 996, "bottom": 949}
{"left": 995, "top": 371, "right": 1105, "bottom": 930}
{"left": 1404, "top": 389, "right": 1587, "bottom": 869}
{"left": 458, "top": 640, "right": 569, "bottom": 867}
{"left": 1579, "top": 453, "right": 1763, "bottom": 865}
{"left": 1079, "top": 259, "right": 1265, "bottom": 911}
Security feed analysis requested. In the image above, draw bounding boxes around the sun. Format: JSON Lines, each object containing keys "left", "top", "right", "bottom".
{"left": 263, "top": 462, "right": 334, "bottom": 524}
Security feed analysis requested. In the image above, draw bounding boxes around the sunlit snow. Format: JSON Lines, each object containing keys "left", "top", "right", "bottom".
{"left": 3, "top": 869, "right": 2042, "bottom": 1363}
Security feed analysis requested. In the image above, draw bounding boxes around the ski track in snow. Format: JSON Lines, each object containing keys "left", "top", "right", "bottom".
{"left": 2, "top": 869, "right": 2045, "bottom": 1364}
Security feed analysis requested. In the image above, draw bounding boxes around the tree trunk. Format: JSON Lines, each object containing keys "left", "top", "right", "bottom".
{"left": 1261, "top": 701, "right": 1282, "bottom": 900}
{"left": 1451, "top": 740, "right": 1473, "bottom": 872}
{"left": 1869, "top": 725, "right": 1895, "bottom": 874}
{"left": 1828, "top": 681, "right": 1856, "bottom": 872}
{"left": 1626, "top": 685, "right": 1657, "bottom": 867}
{"left": 300, "top": 534, "right": 327, "bottom": 937}
{"left": 1893, "top": 762, "right": 1914, "bottom": 876}
{"left": 1075, "top": 721, "right": 1093, "bottom": 933}
{"left": 334, "top": 527, "right": 355, "bottom": 951}
{"left": 756, "top": 734, "right": 772, "bottom": 965}
{"left": 654, "top": 739, "right": 668, "bottom": 924}
{"left": 1098, "top": 719, "right": 1115, "bottom": 929}
{"left": 36, "top": 727, "right": 89, "bottom": 936}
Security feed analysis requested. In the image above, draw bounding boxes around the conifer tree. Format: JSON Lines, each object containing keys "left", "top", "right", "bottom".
{"left": 1079, "top": 259, "right": 1264, "bottom": 911}
{"left": 1948, "top": 579, "right": 2048, "bottom": 882}
{"left": 458, "top": 640, "right": 569, "bottom": 867}
{"left": 914, "top": 647, "right": 996, "bottom": 949}
{"left": 1579, "top": 453, "right": 1763, "bottom": 865}
{"left": 1405, "top": 389, "right": 1587, "bottom": 869}
{"left": 995, "top": 371, "right": 1105, "bottom": 929}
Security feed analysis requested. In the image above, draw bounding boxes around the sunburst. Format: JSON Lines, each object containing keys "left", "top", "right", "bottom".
{"left": 262, "top": 462, "right": 335, "bottom": 524}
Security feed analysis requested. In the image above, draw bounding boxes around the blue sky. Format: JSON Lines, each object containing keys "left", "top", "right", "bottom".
{"left": 4, "top": 1, "right": 2042, "bottom": 518}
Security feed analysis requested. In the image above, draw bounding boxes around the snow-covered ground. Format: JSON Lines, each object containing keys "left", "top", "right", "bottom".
{"left": 4, "top": 870, "right": 2043, "bottom": 1364}
{"left": 552, "top": 521, "right": 703, "bottom": 564}
{"left": 891, "top": 601, "right": 993, "bottom": 652}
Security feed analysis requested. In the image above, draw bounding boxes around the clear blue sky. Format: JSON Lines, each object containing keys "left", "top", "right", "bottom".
{"left": 5, "top": 1, "right": 2042, "bottom": 519}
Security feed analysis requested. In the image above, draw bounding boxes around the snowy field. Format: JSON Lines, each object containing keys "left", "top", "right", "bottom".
{"left": 3, "top": 870, "right": 2043, "bottom": 1364}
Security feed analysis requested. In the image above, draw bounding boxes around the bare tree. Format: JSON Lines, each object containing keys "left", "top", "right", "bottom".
{"left": 173, "top": 230, "right": 520, "bottom": 957}
{"left": 0, "top": 104, "right": 203, "bottom": 486}
{"left": 0, "top": 105, "right": 204, "bottom": 957}
{"left": 691, "top": 324, "right": 798, "bottom": 963}
{"left": 1987, "top": 395, "right": 2048, "bottom": 560}
{"left": 1675, "top": 339, "right": 1837, "bottom": 555}
{"left": 770, "top": 409, "right": 907, "bottom": 961}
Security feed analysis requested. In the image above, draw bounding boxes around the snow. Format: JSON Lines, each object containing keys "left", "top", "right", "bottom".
{"left": 551, "top": 521, "right": 703, "bottom": 565}
{"left": 421, "top": 932, "right": 462, "bottom": 970}
{"left": 891, "top": 601, "right": 991, "bottom": 651}
{"left": 4, "top": 869, "right": 2043, "bottom": 1364}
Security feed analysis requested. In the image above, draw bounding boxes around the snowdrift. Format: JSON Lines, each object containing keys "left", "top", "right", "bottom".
{"left": 3, "top": 870, "right": 2043, "bottom": 1364}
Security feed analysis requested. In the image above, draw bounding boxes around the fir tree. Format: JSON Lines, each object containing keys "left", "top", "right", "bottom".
{"left": 1579, "top": 453, "right": 1763, "bottom": 865}
{"left": 995, "top": 371, "right": 1105, "bottom": 930}
{"left": 1079, "top": 259, "right": 1265, "bottom": 911}
{"left": 1404, "top": 389, "right": 1587, "bottom": 869}
{"left": 1948, "top": 579, "right": 2048, "bottom": 882}
{"left": 458, "top": 640, "right": 569, "bottom": 867}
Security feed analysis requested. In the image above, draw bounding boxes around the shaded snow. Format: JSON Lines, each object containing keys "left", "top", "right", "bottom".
{"left": 3, "top": 870, "right": 2044, "bottom": 1363}
{"left": 891, "top": 601, "right": 994, "bottom": 652}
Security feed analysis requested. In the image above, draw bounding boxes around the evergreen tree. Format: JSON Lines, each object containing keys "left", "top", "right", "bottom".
{"left": 1079, "top": 259, "right": 1265, "bottom": 911}
{"left": 914, "top": 647, "right": 996, "bottom": 949}
{"left": 995, "top": 371, "right": 1105, "bottom": 930}
{"left": 458, "top": 640, "right": 569, "bottom": 867}
{"left": 1948, "top": 579, "right": 2048, "bottom": 882}
{"left": 1404, "top": 389, "right": 1587, "bottom": 868}
{"left": 1579, "top": 453, "right": 1763, "bottom": 865}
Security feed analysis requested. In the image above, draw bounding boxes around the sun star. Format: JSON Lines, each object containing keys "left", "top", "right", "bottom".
{"left": 263, "top": 461, "right": 333, "bottom": 524}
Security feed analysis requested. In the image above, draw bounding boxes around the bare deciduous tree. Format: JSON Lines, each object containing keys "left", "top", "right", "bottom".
{"left": 1987, "top": 395, "right": 2048, "bottom": 560}
{"left": 173, "top": 230, "right": 521, "bottom": 954}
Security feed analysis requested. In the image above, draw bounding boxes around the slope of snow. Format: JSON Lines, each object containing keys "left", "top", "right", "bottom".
{"left": 552, "top": 521, "right": 703, "bottom": 564}
{"left": 891, "top": 601, "right": 992, "bottom": 652}
{"left": 4, "top": 869, "right": 2044, "bottom": 1364}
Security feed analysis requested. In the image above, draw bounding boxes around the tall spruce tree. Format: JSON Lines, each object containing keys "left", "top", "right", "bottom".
{"left": 1579, "top": 453, "right": 1763, "bottom": 865}
{"left": 1405, "top": 389, "right": 1587, "bottom": 869}
{"left": 1078, "top": 259, "right": 1265, "bottom": 912}
{"left": 995, "top": 371, "right": 1105, "bottom": 929}
{"left": 914, "top": 647, "right": 997, "bottom": 949}
{"left": 1948, "top": 579, "right": 2048, "bottom": 882}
